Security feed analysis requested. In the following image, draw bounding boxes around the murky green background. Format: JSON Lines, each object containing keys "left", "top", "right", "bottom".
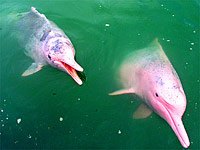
{"left": 0, "top": 0, "right": 199, "bottom": 149}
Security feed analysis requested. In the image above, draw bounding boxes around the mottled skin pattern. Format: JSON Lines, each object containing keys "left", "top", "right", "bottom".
{"left": 17, "top": 7, "right": 83, "bottom": 85}
{"left": 110, "top": 39, "right": 190, "bottom": 148}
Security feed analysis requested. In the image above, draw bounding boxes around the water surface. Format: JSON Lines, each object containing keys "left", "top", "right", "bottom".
{"left": 0, "top": 0, "right": 199, "bottom": 149}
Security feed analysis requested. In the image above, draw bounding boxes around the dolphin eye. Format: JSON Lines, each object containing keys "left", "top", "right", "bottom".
{"left": 48, "top": 54, "right": 51, "bottom": 60}
{"left": 155, "top": 93, "right": 159, "bottom": 97}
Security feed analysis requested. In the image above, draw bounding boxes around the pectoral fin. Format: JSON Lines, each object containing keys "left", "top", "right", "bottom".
{"left": 109, "top": 88, "right": 135, "bottom": 96}
{"left": 133, "top": 103, "right": 152, "bottom": 119}
{"left": 22, "top": 63, "right": 43, "bottom": 76}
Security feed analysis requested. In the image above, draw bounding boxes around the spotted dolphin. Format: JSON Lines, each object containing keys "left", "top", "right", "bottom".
{"left": 109, "top": 39, "right": 190, "bottom": 148}
{"left": 16, "top": 7, "right": 83, "bottom": 85}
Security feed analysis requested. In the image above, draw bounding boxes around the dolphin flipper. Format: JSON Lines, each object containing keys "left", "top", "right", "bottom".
{"left": 133, "top": 103, "right": 153, "bottom": 119}
{"left": 22, "top": 63, "right": 44, "bottom": 76}
{"left": 109, "top": 88, "right": 135, "bottom": 96}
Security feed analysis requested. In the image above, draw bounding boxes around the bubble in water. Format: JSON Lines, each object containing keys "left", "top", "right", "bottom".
{"left": 17, "top": 118, "right": 22, "bottom": 124}
{"left": 28, "top": 134, "right": 32, "bottom": 138}
{"left": 59, "top": 117, "right": 63, "bottom": 121}
{"left": 118, "top": 130, "right": 122, "bottom": 134}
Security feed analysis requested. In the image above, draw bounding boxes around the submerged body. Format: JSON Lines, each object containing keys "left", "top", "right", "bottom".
{"left": 110, "top": 39, "right": 190, "bottom": 148}
{"left": 16, "top": 7, "right": 83, "bottom": 85}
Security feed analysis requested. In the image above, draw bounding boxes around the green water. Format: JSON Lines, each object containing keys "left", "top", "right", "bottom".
{"left": 0, "top": 0, "right": 199, "bottom": 149}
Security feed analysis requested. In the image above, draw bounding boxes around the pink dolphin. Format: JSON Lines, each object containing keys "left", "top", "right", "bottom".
{"left": 17, "top": 7, "right": 83, "bottom": 85}
{"left": 109, "top": 39, "right": 190, "bottom": 148}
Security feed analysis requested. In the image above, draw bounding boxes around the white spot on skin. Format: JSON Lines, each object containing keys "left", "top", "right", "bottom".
{"left": 191, "top": 42, "right": 194, "bottom": 45}
{"left": 17, "top": 118, "right": 21, "bottom": 124}
{"left": 137, "top": 33, "right": 141, "bottom": 36}
{"left": 166, "top": 39, "right": 170, "bottom": 42}
{"left": 1, "top": 109, "right": 3, "bottom": 113}
{"left": 77, "top": 98, "right": 81, "bottom": 101}
{"left": 193, "top": 30, "right": 196, "bottom": 33}
{"left": 105, "top": 23, "right": 110, "bottom": 27}
{"left": 161, "top": 4, "right": 164, "bottom": 7}
{"left": 172, "top": 14, "right": 175, "bottom": 17}
{"left": 2, "top": 124, "right": 4, "bottom": 127}
{"left": 28, "top": 135, "right": 32, "bottom": 138}
{"left": 59, "top": 117, "right": 63, "bottom": 121}
{"left": 118, "top": 130, "right": 122, "bottom": 134}
{"left": 189, "top": 48, "right": 192, "bottom": 50}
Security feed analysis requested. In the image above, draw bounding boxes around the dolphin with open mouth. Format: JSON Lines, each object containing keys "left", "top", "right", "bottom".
{"left": 16, "top": 7, "right": 83, "bottom": 85}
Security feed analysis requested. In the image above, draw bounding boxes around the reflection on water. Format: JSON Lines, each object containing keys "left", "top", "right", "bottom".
{"left": 0, "top": 0, "right": 199, "bottom": 149}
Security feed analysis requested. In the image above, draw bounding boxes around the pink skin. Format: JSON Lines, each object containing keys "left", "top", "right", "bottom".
{"left": 138, "top": 64, "right": 190, "bottom": 148}
{"left": 111, "top": 39, "right": 190, "bottom": 148}
{"left": 23, "top": 7, "right": 84, "bottom": 85}
{"left": 44, "top": 35, "right": 83, "bottom": 85}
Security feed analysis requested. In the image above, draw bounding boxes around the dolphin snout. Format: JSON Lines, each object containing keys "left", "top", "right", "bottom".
{"left": 167, "top": 112, "right": 190, "bottom": 148}
{"left": 152, "top": 100, "right": 190, "bottom": 148}
{"left": 57, "top": 59, "right": 83, "bottom": 85}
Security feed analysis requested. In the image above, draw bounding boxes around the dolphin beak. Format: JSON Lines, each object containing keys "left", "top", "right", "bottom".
{"left": 166, "top": 111, "right": 190, "bottom": 148}
{"left": 59, "top": 59, "right": 83, "bottom": 85}
{"left": 156, "top": 101, "right": 190, "bottom": 148}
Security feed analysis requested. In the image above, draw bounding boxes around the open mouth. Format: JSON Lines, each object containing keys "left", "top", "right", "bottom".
{"left": 60, "top": 61, "right": 83, "bottom": 85}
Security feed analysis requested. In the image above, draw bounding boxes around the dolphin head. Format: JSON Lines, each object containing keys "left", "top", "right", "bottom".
{"left": 146, "top": 76, "right": 190, "bottom": 148}
{"left": 45, "top": 36, "right": 83, "bottom": 85}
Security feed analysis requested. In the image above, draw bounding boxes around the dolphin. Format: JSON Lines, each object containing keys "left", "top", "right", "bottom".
{"left": 16, "top": 7, "right": 83, "bottom": 85}
{"left": 109, "top": 39, "right": 190, "bottom": 148}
